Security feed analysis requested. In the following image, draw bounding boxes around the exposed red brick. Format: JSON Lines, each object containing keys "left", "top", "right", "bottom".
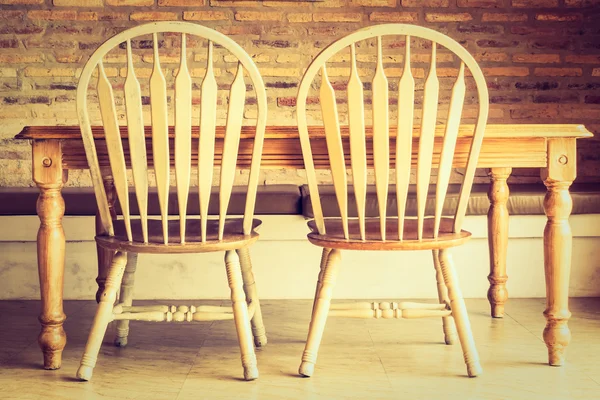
{"left": 511, "top": 26, "right": 557, "bottom": 35}
{"left": 277, "top": 97, "right": 296, "bottom": 107}
{"left": 235, "top": 11, "right": 283, "bottom": 22}
{"left": 402, "top": 0, "right": 448, "bottom": 5}
{"left": 287, "top": 13, "right": 312, "bottom": 22}
{"left": 183, "top": 11, "right": 229, "bottom": 21}
{"left": 0, "top": 25, "right": 43, "bottom": 35}
{"left": 0, "top": 54, "right": 43, "bottom": 63}
{"left": 98, "top": 12, "right": 128, "bottom": 21}
{"left": 585, "top": 96, "right": 600, "bottom": 104}
{"left": 568, "top": 82, "right": 600, "bottom": 90}
{"left": 253, "top": 40, "right": 298, "bottom": 49}
{"left": 458, "top": 0, "right": 503, "bottom": 7}
{"left": 370, "top": 12, "right": 418, "bottom": 22}
{"left": 216, "top": 26, "right": 262, "bottom": 36}
{"left": 483, "top": 67, "right": 530, "bottom": 76}
{"left": 262, "top": 1, "right": 312, "bottom": 8}
{"left": 564, "top": 0, "right": 600, "bottom": 6}
{"left": 158, "top": 0, "right": 205, "bottom": 5}
{"left": 313, "top": 13, "right": 362, "bottom": 22}
{"left": 0, "top": 0, "right": 43, "bottom": 3}
{"left": 28, "top": 10, "right": 78, "bottom": 20}
{"left": 53, "top": 0, "right": 102, "bottom": 5}
{"left": 535, "top": 14, "right": 582, "bottom": 22}
{"left": 425, "top": 13, "right": 473, "bottom": 22}
{"left": 530, "top": 40, "right": 574, "bottom": 50}
{"left": 482, "top": 13, "right": 527, "bottom": 21}
{"left": 350, "top": 0, "right": 396, "bottom": 6}
{"left": 534, "top": 67, "right": 582, "bottom": 77}
{"left": 491, "top": 95, "right": 525, "bottom": 104}
{"left": 512, "top": 0, "right": 558, "bottom": 6}
{"left": 565, "top": 55, "right": 600, "bottom": 63}
{"left": 0, "top": 11, "right": 24, "bottom": 20}
{"left": 474, "top": 52, "right": 509, "bottom": 62}
{"left": 515, "top": 81, "right": 559, "bottom": 90}
{"left": 510, "top": 105, "right": 559, "bottom": 119}
{"left": 512, "top": 54, "right": 561, "bottom": 63}
{"left": 477, "top": 39, "right": 520, "bottom": 48}
{"left": 130, "top": 12, "right": 179, "bottom": 21}
{"left": 559, "top": 105, "right": 600, "bottom": 119}
{"left": 210, "top": 0, "right": 261, "bottom": 6}
{"left": 0, "top": 39, "right": 19, "bottom": 49}
{"left": 534, "top": 94, "right": 579, "bottom": 103}
{"left": 106, "top": 0, "right": 153, "bottom": 5}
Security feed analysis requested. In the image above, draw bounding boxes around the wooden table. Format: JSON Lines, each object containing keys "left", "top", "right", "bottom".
{"left": 15, "top": 124, "right": 593, "bottom": 371}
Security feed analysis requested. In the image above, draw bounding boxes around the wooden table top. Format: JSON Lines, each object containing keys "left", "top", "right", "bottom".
{"left": 15, "top": 124, "right": 593, "bottom": 170}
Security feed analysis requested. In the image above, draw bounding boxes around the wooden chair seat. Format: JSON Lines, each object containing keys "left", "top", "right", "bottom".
{"left": 97, "top": 218, "right": 262, "bottom": 254}
{"left": 307, "top": 218, "right": 470, "bottom": 251}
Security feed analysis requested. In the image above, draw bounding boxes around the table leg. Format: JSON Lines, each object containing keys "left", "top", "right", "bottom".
{"left": 487, "top": 167, "right": 511, "bottom": 318}
{"left": 541, "top": 138, "right": 576, "bottom": 366}
{"left": 32, "top": 140, "right": 67, "bottom": 370}
{"left": 95, "top": 171, "right": 117, "bottom": 303}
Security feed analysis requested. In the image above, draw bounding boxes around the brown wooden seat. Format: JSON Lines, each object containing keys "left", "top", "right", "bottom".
{"left": 295, "top": 24, "right": 489, "bottom": 378}
{"left": 307, "top": 218, "right": 470, "bottom": 251}
{"left": 97, "top": 218, "right": 262, "bottom": 254}
{"left": 75, "top": 22, "right": 268, "bottom": 382}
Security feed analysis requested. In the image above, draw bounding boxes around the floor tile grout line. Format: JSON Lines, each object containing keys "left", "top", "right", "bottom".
{"left": 175, "top": 338, "right": 207, "bottom": 400}
{"left": 503, "top": 308, "right": 546, "bottom": 344}
{"left": 367, "top": 323, "right": 396, "bottom": 392}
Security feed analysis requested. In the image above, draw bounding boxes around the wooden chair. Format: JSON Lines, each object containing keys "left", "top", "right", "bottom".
{"left": 296, "top": 24, "right": 489, "bottom": 378}
{"left": 75, "top": 21, "right": 267, "bottom": 381}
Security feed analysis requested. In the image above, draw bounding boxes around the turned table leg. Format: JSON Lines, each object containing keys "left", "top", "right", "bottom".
{"left": 33, "top": 140, "right": 67, "bottom": 370}
{"left": 541, "top": 138, "right": 576, "bottom": 366}
{"left": 95, "top": 171, "right": 117, "bottom": 303}
{"left": 487, "top": 167, "right": 511, "bottom": 318}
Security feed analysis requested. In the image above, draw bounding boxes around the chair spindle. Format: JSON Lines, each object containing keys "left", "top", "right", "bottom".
{"left": 416, "top": 43, "right": 439, "bottom": 240}
{"left": 175, "top": 33, "right": 193, "bottom": 244}
{"left": 372, "top": 36, "right": 390, "bottom": 241}
{"left": 434, "top": 62, "right": 465, "bottom": 237}
{"left": 347, "top": 43, "right": 367, "bottom": 241}
{"left": 97, "top": 60, "right": 132, "bottom": 242}
{"left": 396, "top": 36, "right": 414, "bottom": 241}
{"left": 198, "top": 41, "right": 217, "bottom": 243}
{"left": 150, "top": 33, "right": 170, "bottom": 244}
{"left": 218, "top": 62, "right": 245, "bottom": 240}
{"left": 124, "top": 39, "right": 149, "bottom": 243}
{"left": 320, "top": 65, "right": 349, "bottom": 239}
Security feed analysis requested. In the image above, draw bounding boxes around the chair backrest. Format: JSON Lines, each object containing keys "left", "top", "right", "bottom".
{"left": 77, "top": 21, "right": 267, "bottom": 245}
{"left": 297, "top": 24, "right": 489, "bottom": 242}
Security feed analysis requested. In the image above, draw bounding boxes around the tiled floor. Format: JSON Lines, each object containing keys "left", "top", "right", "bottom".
{"left": 0, "top": 298, "right": 598, "bottom": 400}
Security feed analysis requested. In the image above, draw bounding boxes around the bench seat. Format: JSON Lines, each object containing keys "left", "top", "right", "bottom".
{"left": 300, "top": 183, "right": 600, "bottom": 218}
{"left": 0, "top": 185, "right": 302, "bottom": 216}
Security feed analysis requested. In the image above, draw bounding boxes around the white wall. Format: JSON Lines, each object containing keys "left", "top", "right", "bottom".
{"left": 0, "top": 214, "right": 599, "bottom": 300}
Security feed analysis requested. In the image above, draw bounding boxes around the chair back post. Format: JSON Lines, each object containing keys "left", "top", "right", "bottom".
{"left": 296, "top": 24, "right": 489, "bottom": 242}
{"left": 77, "top": 21, "right": 267, "bottom": 245}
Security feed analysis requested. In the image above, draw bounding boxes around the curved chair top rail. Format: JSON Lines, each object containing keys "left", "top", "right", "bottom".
{"left": 296, "top": 23, "right": 489, "bottom": 242}
{"left": 77, "top": 21, "right": 267, "bottom": 245}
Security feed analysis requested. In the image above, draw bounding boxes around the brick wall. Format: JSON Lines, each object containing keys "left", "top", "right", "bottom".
{"left": 0, "top": 0, "right": 599, "bottom": 187}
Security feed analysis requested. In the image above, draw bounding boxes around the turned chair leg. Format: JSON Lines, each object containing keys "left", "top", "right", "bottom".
{"left": 77, "top": 251, "right": 127, "bottom": 381}
{"left": 225, "top": 250, "right": 258, "bottom": 381}
{"left": 114, "top": 252, "right": 138, "bottom": 347}
{"left": 432, "top": 250, "right": 458, "bottom": 345}
{"left": 299, "top": 248, "right": 341, "bottom": 378}
{"left": 438, "top": 249, "right": 482, "bottom": 377}
{"left": 237, "top": 247, "right": 267, "bottom": 347}
{"left": 312, "top": 248, "right": 332, "bottom": 316}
